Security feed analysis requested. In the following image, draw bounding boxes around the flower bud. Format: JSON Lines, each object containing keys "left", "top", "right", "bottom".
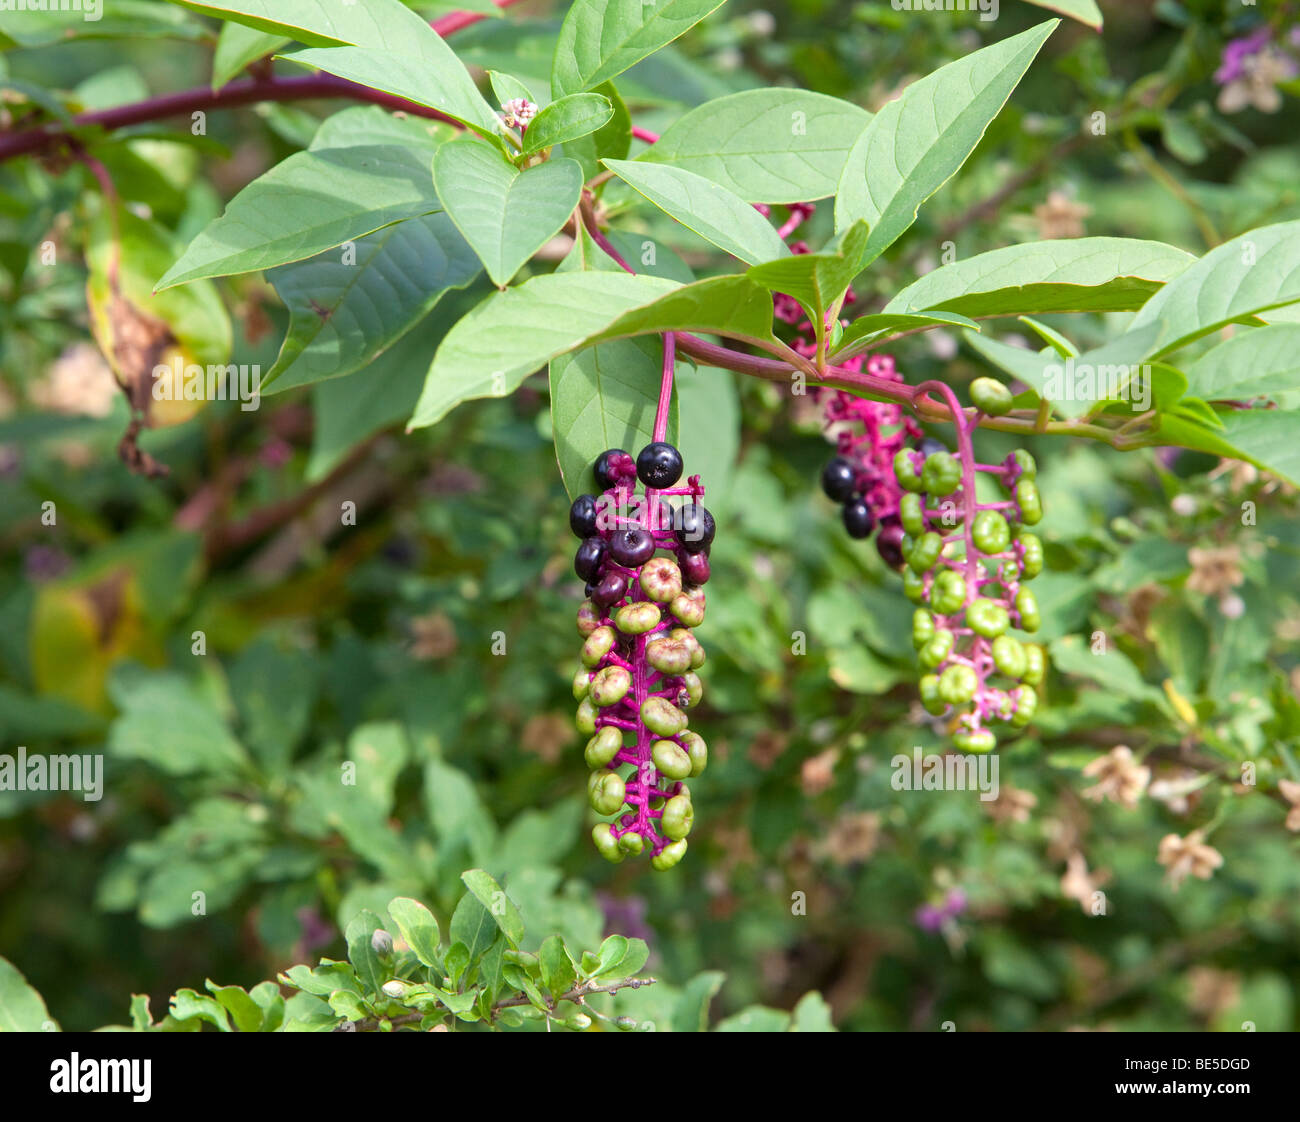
{"left": 381, "top": 979, "right": 409, "bottom": 998}
{"left": 371, "top": 929, "right": 394, "bottom": 956}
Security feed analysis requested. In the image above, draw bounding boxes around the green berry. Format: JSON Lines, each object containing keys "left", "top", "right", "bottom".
{"left": 618, "top": 831, "right": 644, "bottom": 855}
{"left": 661, "top": 794, "right": 694, "bottom": 840}
{"left": 938, "top": 664, "right": 978, "bottom": 705}
{"left": 972, "top": 510, "right": 1011, "bottom": 555}
{"left": 918, "top": 628, "right": 954, "bottom": 670}
{"left": 970, "top": 377, "right": 1013, "bottom": 416}
{"left": 953, "top": 727, "right": 996, "bottom": 753}
{"left": 582, "top": 625, "right": 617, "bottom": 668}
{"left": 681, "top": 671, "right": 703, "bottom": 708}
{"left": 919, "top": 673, "right": 945, "bottom": 715}
{"left": 646, "top": 636, "right": 693, "bottom": 675}
{"left": 907, "top": 531, "right": 944, "bottom": 574}
{"left": 576, "top": 696, "right": 598, "bottom": 735}
{"left": 900, "top": 493, "right": 926, "bottom": 536}
{"left": 1015, "top": 587, "right": 1041, "bottom": 632}
{"left": 1014, "top": 478, "right": 1043, "bottom": 525}
{"left": 912, "top": 609, "right": 936, "bottom": 649}
{"left": 652, "top": 739, "right": 693, "bottom": 780}
{"left": 615, "top": 601, "right": 661, "bottom": 635}
{"left": 573, "top": 667, "right": 593, "bottom": 700}
{"left": 585, "top": 726, "right": 623, "bottom": 768}
{"left": 967, "top": 597, "right": 1010, "bottom": 639}
{"left": 669, "top": 628, "right": 705, "bottom": 669}
{"left": 1022, "top": 643, "right": 1046, "bottom": 686}
{"left": 589, "top": 665, "right": 632, "bottom": 707}
{"left": 1017, "top": 531, "right": 1044, "bottom": 578}
{"left": 1009, "top": 685, "right": 1037, "bottom": 727}
{"left": 929, "top": 569, "right": 967, "bottom": 616}
{"left": 903, "top": 567, "right": 927, "bottom": 603}
{"left": 588, "top": 770, "right": 626, "bottom": 815}
{"left": 921, "top": 451, "right": 962, "bottom": 497}
{"left": 671, "top": 588, "right": 706, "bottom": 627}
{"left": 642, "top": 696, "right": 688, "bottom": 737}
{"left": 577, "top": 601, "right": 601, "bottom": 637}
{"left": 651, "top": 838, "right": 688, "bottom": 871}
{"left": 640, "top": 557, "right": 683, "bottom": 603}
{"left": 1011, "top": 449, "right": 1037, "bottom": 480}
{"left": 679, "top": 731, "right": 708, "bottom": 776}
{"left": 990, "top": 634, "right": 1027, "bottom": 679}
{"left": 592, "top": 823, "right": 624, "bottom": 863}
{"left": 894, "top": 448, "right": 925, "bottom": 492}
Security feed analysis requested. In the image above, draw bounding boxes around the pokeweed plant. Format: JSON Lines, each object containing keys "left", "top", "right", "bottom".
{"left": 6, "top": 0, "right": 1300, "bottom": 873}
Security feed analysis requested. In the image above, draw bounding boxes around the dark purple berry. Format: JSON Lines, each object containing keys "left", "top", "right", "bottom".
{"left": 594, "top": 449, "right": 631, "bottom": 491}
{"left": 843, "top": 499, "right": 875, "bottom": 540}
{"left": 584, "top": 580, "right": 596, "bottom": 598}
{"left": 916, "top": 437, "right": 947, "bottom": 458}
{"left": 679, "top": 549, "right": 710, "bottom": 586}
{"left": 875, "top": 515, "right": 906, "bottom": 569}
{"left": 569, "top": 494, "right": 598, "bottom": 539}
{"left": 629, "top": 495, "right": 676, "bottom": 534}
{"left": 575, "top": 536, "right": 607, "bottom": 582}
{"left": 592, "top": 571, "right": 629, "bottom": 609}
{"left": 673, "top": 503, "right": 715, "bottom": 553}
{"left": 821, "top": 456, "right": 858, "bottom": 502}
{"left": 636, "top": 442, "right": 684, "bottom": 489}
{"left": 609, "top": 526, "right": 656, "bottom": 567}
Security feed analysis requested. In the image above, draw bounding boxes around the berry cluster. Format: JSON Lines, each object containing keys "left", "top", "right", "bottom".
{"left": 568, "top": 442, "right": 712, "bottom": 869}
{"left": 819, "top": 358, "right": 923, "bottom": 568}
{"left": 894, "top": 382, "right": 1048, "bottom": 752}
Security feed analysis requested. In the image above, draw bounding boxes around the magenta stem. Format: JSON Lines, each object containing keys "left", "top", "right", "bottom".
{"left": 654, "top": 334, "right": 675, "bottom": 443}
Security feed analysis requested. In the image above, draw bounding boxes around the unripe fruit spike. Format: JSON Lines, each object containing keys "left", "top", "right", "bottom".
{"left": 594, "top": 448, "right": 631, "bottom": 491}
{"left": 609, "top": 526, "right": 656, "bottom": 567}
{"left": 640, "top": 556, "right": 683, "bottom": 603}
{"left": 843, "top": 499, "right": 875, "bottom": 540}
{"left": 569, "top": 494, "right": 598, "bottom": 539}
{"left": 673, "top": 503, "right": 715, "bottom": 553}
{"left": 636, "top": 442, "right": 684, "bottom": 489}
{"left": 574, "top": 536, "right": 607, "bottom": 582}
{"left": 821, "top": 456, "right": 858, "bottom": 502}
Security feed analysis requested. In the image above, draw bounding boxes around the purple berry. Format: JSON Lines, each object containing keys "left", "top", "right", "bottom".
{"left": 592, "top": 571, "right": 630, "bottom": 610}
{"left": 673, "top": 503, "right": 715, "bottom": 553}
{"left": 610, "top": 526, "right": 656, "bottom": 567}
{"left": 636, "top": 442, "right": 684, "bottom": 489}
{"left": 679, "top": 549, "right": 710, "bottom": 586}
{"left": 569, "top": 494, "right": 598, "bottom": 539}
{"left": 875, "top": 515, "right": 906, "bottom": 569}
{"left": 843, "top": 499, "right": 875, "bottom": 540}
{"left": 594, "top": 449, "right": 632, "bottom": 491}
{"left": 575, "top": 536, "right": 607, "bottom": 582}
{"left": 821, "top": 456, "right": 857, "bottom": 502}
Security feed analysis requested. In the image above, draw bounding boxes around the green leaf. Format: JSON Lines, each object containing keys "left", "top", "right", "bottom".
{"left": 487, "top": 70, "right": 536, "bottom": 108}
{"left": 595, "top": 936, "right": 649, "bottom": 981}
{"left": 282, "top": 41, "right": 502, "bottom": 138}
{"left": 171, "top": 0, "right": 427, "bottom": 46}
{"left": 170, "top": 989, "right": 231, "bottom": 1031}
{"left": 432, "top": 137, "right": 583, "bottom": 286}
{"left": 155, "top": 145, "right": 442, "bottom": 289}
{"left": 748, "top": 220, "right": 869, "bottom": 342}
{"left": 539, "top": 935, "right": 577, "bottom": 996}
{"left": 560, "top": 80, "right": 631, "bottom": 179}
{"left": 1048, "top": 635, "right": 1166, "bottom": 705}
{"left": 603, "top": 159, "right": 790, "bottom": 264}
{"left": 345, "top": 910, "right": 386, "bottom": 995}
{"left": 790, "top": 991, "right": 836, "bottom": 1032}
{"left": 460, "top": 869, "right": 525, "bottom": 948}
{"left": 226, "top": 640, "right": 318, "bottom": 777}
{"left": 641, "top": 88, "right": 872, "bottom": 204}
{"left": 408, "top": 272, "right": 677, "bottom": 430}
{"left": 1176, "top": 408, "right": 1300, "bottom": 488}
{"left": 716, "top": 1005, "right": 792, "bottom": 1031}
{"left": 884, "top": 238, "right": 1196, "bottom": 319}
{"left": 108, "top": 670, "right": 248, "bottom": 777}
{"left": 205, "top": 981, "right": 264, "bottom": 1033}
{"left": 522, "top": 93, "right": 614, "bottom": 155}
{"left": 835, "top": 21, "right": 1058, "bottom": 263}
{"left": 1128, "top": 221, "right": 1300, "bottom": 358}
{"left": 388, "top": 898, "right": 442, "bottom": 968}
{"left": 129, "top": 994, "right": 153, "bottom": 1031}
{"left": 675, "top": 364, "right": 741, "bottom": 516}
{"left": 671, "top": 970, "right": 725, "bottom": 1032}
{"left": 551, "top": 0, "right": 727, "bottom": 96}
{"left": 831, "top": 311, "right": 980, "bottom": 360}
{"left": 263, "top": 211, "right": 480, "bottom": 393}
{"left": 1021, "top": 0, "right": 1102, "bottom": 31}
{"left": 550, "top": 336, "right": 679, "bottom": 501}
{"left": 1182, "top": 325, "right": 1300, "bottom": 401}
{"left": 425, "top": 759, "right": 497, "bottom": 862}
{"left": 0, "top": 957, "right": 55, "bottom": 1032}
{"left": 211, "top": 22, "right": 289, "bottom": 89}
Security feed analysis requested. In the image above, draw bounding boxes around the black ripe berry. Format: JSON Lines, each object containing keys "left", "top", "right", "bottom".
{"left": 574, "top": 536, "right": 607, "bottom": 582}
{"left": 609, "top": 526, "right": 656, "bottom": 567}
{"left": 916, "top": 437, "right": 947, "bottom": 458}
{"left": 821, "top": 456, "right": 858, "bottom": 503}
{"left": 594, "top": 449, "right": 630, "bottom": 491}
{"left": 569, "top": 494, "right": 598, "bottom": 539}
{"left": 875, "top": 515, "right": 906, "bottom": 569}
{"left": 679, "top": 549, "right": 710, "bottom": 586}
{"left": 843, "top": 499, "right": 875, "bottom": 540}
{"left": 636, "top": 442, "right": 684, "bottom": 489}
{"left": 673, "top": 503, "right": 715, "bottom": 553}
{"left": 592, "top": 571, "right": 629, "bottom": 610}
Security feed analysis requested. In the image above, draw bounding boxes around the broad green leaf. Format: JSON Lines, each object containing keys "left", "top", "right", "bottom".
{"left": 551, "top": 0, "right": 727, "bottom": 96}
{"left": 283, "top": 42, "right": 502, "bottom": 138}
{"left": 1182, "top": 325, "right": 1300, "bottom": 401}
{"left": 671, "top": 970, "right": 725, "bottom": 1032}
{"left": 790, "top": 991, "right": 836, "bottom": 1032}
{"left": 264, "top": 211, "right": 480, "bottom": 393}
{"left": 156, "top": 146, "right": 441, "bottom": 289}
{"left": 747, "top": 220, "right": 869, "bottom": 343}
{"left": 560, "top": 79, "right": 631, "bottom": 179}
{"left": 884, "top": 238, "right": 1196, "bottom": 319}
{"left": 603, "top": 159, "right": 790, "bottom": 265}
{"left": 0, "top": 3, "right": 204, "bottom": 49}
{"left": 409, "top": 272, "right": 678, "bottom": 429}
{"left": 835, "top": 21, "right": 1058, "bottom": 263}
{"left": 642, "top": 88, "right": 871, "bottom": 204}
{"left": 831, "top": 311, "right": 980, "bottom": 360}
{"left": 170, "top": 989, "right": 231, "bottom": 1031}
{"left": 1129, "top": 221, "right": 1300, "bottom": 358}
{"left": 1048, "top": 635, "right": 1166, "bottom": 704}
{"left": 0, "top": 957, "right": 55, "bottom": 1032}
{"left": 550, "top": 336, "right": 680, "bottom": 501}
{"left": 539, "top": 935, "right": 577, "bottom": 996}
{"left": 345, "top": 911, "right": 386, "bottom": 995}
{"left": 717, "top": 1006, "right": 793, "bottom": 1031}
{"left": 308, "top": 105, "right": 455, "bottom": 151}
{"left": 388, "top": 898, "right": 442, "bottom": 968}
{"left": 460, "top": 870, "right": 525, "bottom": 948}
{"left": 1171, "top": 408, "right": 1300, "bottom": 487}
{"left": 522, "top": 93, "right": 614, "bottom": 155}
{"left": 226, "top": 640, "right": 318, "bottom": 777}
{"left": 1016, "top": 315, "right": 1077, "bottom": 358}
{"left": 174, "top": 0, "right": 433, "bottom": 49}
{"left": 211, "top": 22, "right": 288, "bottom": 89}
{"left": 206, "top": 981, "right": 264, "bottom": 1033}
{"left": 432, "top": 137, "right": 583, "bottom": 286}
{"left": 594, "top": 936, "right": 648, "bottom": 982}
{"left": 108, "top": 670, "right": 248, "bottom": 777}
{"left": 1021, "top": 0, "right": 1102, "bottom": 30}
{"left": 425, "top": 760, "right": 497, "bottom": 863}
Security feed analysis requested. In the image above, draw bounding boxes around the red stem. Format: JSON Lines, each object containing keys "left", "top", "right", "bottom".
{"left": 655, "top": 333, "right": 675, "bottom": 443}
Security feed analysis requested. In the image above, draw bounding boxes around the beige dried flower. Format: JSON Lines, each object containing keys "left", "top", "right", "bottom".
{"left": 409, "top": 611, "right": 458, "bottom": 660}
{"left": 1218, "top": 49, "right": 1295, "bottom": 114}
{"left": 1082, "top": 746, "right": 1150, "bottom": 810}
{"left": 1147, "top": 768, "right": 1201, "bottom": 816}
{"left": 1033, "top": 190, "right": 1091, "bottom": 240}
{"left": 1060, "top": 851, "right": 1109, "bottom": 913}
{"left": 1157, "top": 829, "right": 1223, "bottom": 889}
{"left": 984, "top": 785, "right": 1038, "bottom": 825}
{"left": 748, "top": 729, "right": 788, "bottom": 769}
{"left": 1186, "top": 545, "right": 1244, "bottom": 597}
{"left": 800, "top": 748, "right": 839, "bottom": 796}
{"left": 520, "top": 713, "right": 571, "bottom": 765}
{"left": 820, "top": 811, "right": 881, "bottom": 866}
{"left": 29, "top": 342, "right": 118, "bottom": 417}
{"left": 1186, "top": 966, "right": 1240, "bottom": 1019}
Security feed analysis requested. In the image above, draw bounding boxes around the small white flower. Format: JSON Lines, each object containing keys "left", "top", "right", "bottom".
{"left": 499, "top": 98, "right": 538, "bottom": 128}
